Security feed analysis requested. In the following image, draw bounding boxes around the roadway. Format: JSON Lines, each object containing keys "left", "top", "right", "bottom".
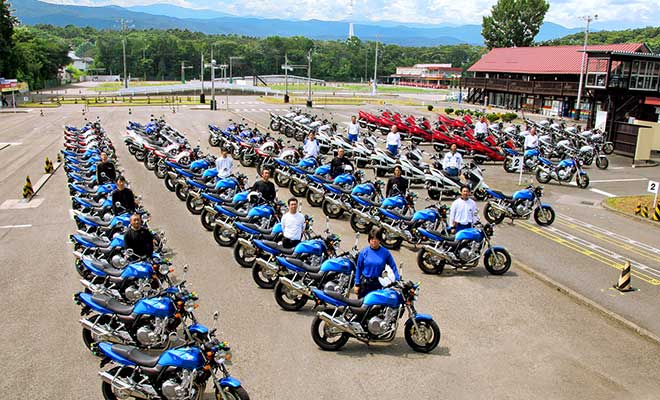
{"left": 1, "top": 102, "right": 660, "bottom": 399}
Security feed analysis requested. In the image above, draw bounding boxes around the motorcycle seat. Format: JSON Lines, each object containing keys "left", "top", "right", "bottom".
{"left": 441, "top": 171, "right": 462, "bottom": 184}
{"left": 325, "top": 290, "right": 363, "bottom": 308}
{"left": 242, "top": 222, "right": 271, "bottom": 235}
{"left": 259, "top": 240, "right": 295, "bottom": 255}
{"left": 223, "top": 206, "right": 248, "bottom": 218}
{"left": 327, "top": 184, "right": 352, "bottom": 195}
{"left": 283, "top": 257, "right": 321, "bottom": 273}
{"left": 110, "top": 344, "right": 161, "bottom": 367}
{"left": 259, "top": 232, "right": 280, "bottom": 241}
{"left": 91, "top": 294, "right": 134, "bottom": 315}
{"left": 428, "top": 230, "right": 453, "bottom": 241}
{"left": 87, "top": 258, "right": 123, "bottom": 276}
{"left": 490, "top": 190, "right": 512, "bottom": 200}
{"left": 385, "top": 209, "right": 412, "bottom": 221}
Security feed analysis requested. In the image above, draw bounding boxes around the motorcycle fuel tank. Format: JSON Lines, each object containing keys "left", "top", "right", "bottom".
{"left": 455, "top": 228, "right": 484, "bottom": 242}
{"left": 294, "top": 239, "right": 326, "bottom": 256}
{"left": 363, "top": 289, "right": 403, "bottom": 308}
{"left": 158, "top": 347, "right": 205, "bottom": 370}
{"left": 133, "top": 297, "right": 175, "bottom": 318}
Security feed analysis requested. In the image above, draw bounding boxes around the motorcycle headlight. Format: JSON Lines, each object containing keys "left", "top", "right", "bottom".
{"left": 184, "top": 299, "right": 196, "bottom": 313}
{"left": 214, "top": 349, "right": 233, "bottom": 365}
{"left": 158, "top": 263, "right": 170, "bottom": 275}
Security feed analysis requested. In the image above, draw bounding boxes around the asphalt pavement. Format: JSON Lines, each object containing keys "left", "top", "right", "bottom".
{"left": 1, "top": 102, "right": 660, "bottom": 399}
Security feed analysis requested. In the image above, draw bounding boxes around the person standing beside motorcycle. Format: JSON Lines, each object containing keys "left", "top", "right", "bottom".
{"left": 303, "top": 132, "right": 320, "bottom": 160}
{"left": 449, "top": 185, "right": 479, "bottom": 233}
{"left": 347, "top": 115, "right": 360, "bottom": 143}
{"left": 386, "top": 165, "right": 408, "bottom": 197}
{"left": 112, "top": 176, "right": 137, "bottom": 214}
{"left": 124, "top": 213, "right": 154, "bottom": 259}
{"left": 442, "top": 144, "right": 463, "bottom": 177}
{"left": 252, "top": 169, "right": 277, "bottom": 202}
{"left": 330, "top": 147, "right": 353, "bottom": 178}
{"left": 524, "top": 127, "right": 539, "bottom": 150}
{"left": 280, "top": 197, "right": 306, "bottom": 248}
{"left": 216, "top": 147, "right": 233, "bottom": 178}
{"left": 474, "top": 116, "right": 488, "bottom": 141}
{"left": 96, "top": 152, "right": 117, "bottom": 184}
{"left": 386, "top": 125, "right": 401, "bottom": 156}
{"left": 353, "top": 227, "right": 400, "bottom": 298}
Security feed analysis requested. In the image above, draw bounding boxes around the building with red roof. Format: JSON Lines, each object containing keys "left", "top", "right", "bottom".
{"left": 388, "top": 63, "right": 463, "bottom": 89}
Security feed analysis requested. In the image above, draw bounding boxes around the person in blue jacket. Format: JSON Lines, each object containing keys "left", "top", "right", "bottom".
{"left": 353, "top": 227, "right": 400, "bottom": 298}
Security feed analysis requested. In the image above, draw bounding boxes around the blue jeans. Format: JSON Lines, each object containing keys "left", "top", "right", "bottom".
{"left": 445, "top": 167, "right": 459, "bottom": 176}
{"left": 348, "top": 133, "right": 358, "bottom": 143}
{"left": 454, "top": 223, "right": 472, "bottom": 233}
{"left": 387, "top": 144, "right": 398, "bottom": 156}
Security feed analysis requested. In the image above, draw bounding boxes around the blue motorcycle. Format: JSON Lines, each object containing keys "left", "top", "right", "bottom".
{"left": 535, "top": 156, "right": 589, "bottom": 188}
{"left": 96, "top": 313, "right": 249, "bottom": 400}
{"left": 503, "top": 147, "right": 541, "bottom": 173}
{"left": 483, "top": 185, "right": 555, "bottom": 226}
{"left": 201, "top": 190, "right": 250, "bottom": 232}
{"left": 232, "top": 222, "right": 284, "bottom": 268}
{"left": 349, "top": 191, "right": 416, "bottom": 234}
{"left": 173, "top": 167, "right": 218, "bottom": 201}
{"left": 288, "top": 163, "right": 332, "bottom": 197}
{"left": 213, "top": 197, "right": 285, "bottom": 247}
{"left": 416, "top": 222, "right": 511, "bottom": 275}
{"left": 376, "top": 204, "right": 448, "bottom": 250}
{"left": 310, "top": 278, "right": 441, "bottom": 353}
{"left": 186, "top": 173, "right": 248, "bottom": 215}
{"left": 321, "top": 179, "right": 382, "bottom": 219}
{"left": 273, "top": 156, "right": 319, "bottom": 188}
{"left": 306, "top": 169, "right": 362, "bottom": 207}
{"left": 163, "top": 158, "right": 213, "bottom": 192}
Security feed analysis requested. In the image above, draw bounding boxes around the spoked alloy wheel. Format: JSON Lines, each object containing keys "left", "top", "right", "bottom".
{"left": 274, "top": 281, "right": 308, "bottom": 311}
{"left": 233, "top": 242, "right": 257, "bottom": 268}
{"left": 349, "top": 213, "right": 371, "bottom": 234}
{"left": 404, "top": 318, "right": 441, "bottom": 353}
{"left": 186, "top": 195, "right": 205, "bottom": 215}
{"left": 483, "top": 248, "right": 512, "bottom": 275}
{"left": 310, "top": 315, "right": 349, "bottom": 351}
{"left": 416, "top": 248, "right": 445, "bottom": 274}
{"left": 215, "top": 386, "right": 250, "bottom": 400}
{"left": 252, "top": 264, "right": 278, "bottom": 289}
{"left": 483, "top": 202, "right": 506, "bottom": 224}
{"left": 533, "top": 206, "right": 555, "bottom": 226}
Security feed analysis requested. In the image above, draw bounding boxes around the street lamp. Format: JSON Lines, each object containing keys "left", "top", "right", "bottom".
{"left": 307, "top": 48, "right": 313, "bottom": 108}
{"left": 576, "top": 14, "right": 598, "bottom": 121}
{"left": 180, "top": 61, "right": 193, "bottom": 84}
{"left": 281, "top": 53, "right": 293, "bottom": 103}
{"left": 229, "top": 56, "right": 243, "bottom": 84}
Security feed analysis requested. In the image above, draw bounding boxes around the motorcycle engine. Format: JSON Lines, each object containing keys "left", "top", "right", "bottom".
{"left": 306, "top": 254, "right": 322, "bottom": 269}
{"left": 125, "top": 280, "right": 151, "bottom": 302}
{"left": 458, "top": 241, "right": 481, "bottom": 262}
{"left": 162, "top": 370, "right": 193, "bottom": 400}
{"left": 367, "top": 308, "right": 398, "bottom": 336}
{"left": 515, "top": 200, "right": 533, "bottom": 216}
{"left": 111, "top": 254, "right": 128, "bottom": 268}
{"left": 558, "top": 167, "right": 571, "bottom": 180}
{"left": 323, "top": 275, "right": 349, "bottom": 294}
{"left": 524, "top": 156, "right": 537, "bottom": 169}
{"left": 137, "top": 317, "right": 166, "bottom": 346}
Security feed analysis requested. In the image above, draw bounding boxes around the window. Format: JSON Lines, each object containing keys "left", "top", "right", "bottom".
{"left": 630, "top": 60, "right": 660, "bottom": 91}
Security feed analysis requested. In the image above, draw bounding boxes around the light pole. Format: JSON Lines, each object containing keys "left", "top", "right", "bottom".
{"left": 119, "top": 19, "right": 130, "bottom": 89}
{"left": 180, "top": 61, "right": 193, "bottom": 84}
{"left": 281, "top": 53, "right": 292, "bottom": 103}
{"left": 372, "top": 38, "right": 379, "bottom": 95}
{"left": 576, "top": 14, "right": 598, "bottom": 121}
{"left": 229, "top": 56, "right": 243, "bottom": 84}
{"left": 200, "top": 53, "right": 204, "bottom": 96}
{"left": 307, "top": 48, "right": 313, "bottom": 107}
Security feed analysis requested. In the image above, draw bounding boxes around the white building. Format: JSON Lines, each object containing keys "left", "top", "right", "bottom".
{"left": 68, "top": 51, "right": 94, "bottom": 71}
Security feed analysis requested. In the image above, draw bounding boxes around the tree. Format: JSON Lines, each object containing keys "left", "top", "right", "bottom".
{"left": 0, "top": 0, "right": 18, "bottom": 77}
{"left": 482, "top": 0, "right": 550, "bottom": 49}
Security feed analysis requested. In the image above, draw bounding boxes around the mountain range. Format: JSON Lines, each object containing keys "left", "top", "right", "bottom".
{"left": 11, "top": 0, "right": 584, "bottom": 46}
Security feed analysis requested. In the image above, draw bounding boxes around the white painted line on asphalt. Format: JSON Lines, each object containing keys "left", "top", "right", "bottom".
{"left": 609, "top": 167, "right": 625, "bottom": 170}
{"left": 590, "top": 188, "right": 616, "bottom": 198}
{"left": 559, "top": 214, "right": 660, "bottom": 256}
{"left": 589, "top": 178, "right": 648, "bottom": 183}
{"left": 0, "top": 198, "right": 44, "bottom": 209}
{"left": 0, "top": 142, "right": 22, "bottom": 146}
{"left": 0, "top": 224, "right": 31, "bottom": 229}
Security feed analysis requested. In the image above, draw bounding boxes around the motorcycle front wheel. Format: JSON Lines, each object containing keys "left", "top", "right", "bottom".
{"left": 417, "top": 248, "right": 445, "bottom": 274}
{"left": 533, "top": 206, "right": 555, "bottom": 226}
{"left": 404, "top": 318, "right": 441, "bottom": 353}
{"left": 483, "top": 202, "right": 506, "bottom": 224}
{"left": 274, "top": 281, "right": 308, "bottom": 311}
{"left": 484, "top": 248, "right": 512, "bottom": 275}
{"left": 596, "top": 157, "right": 609, "bottom": 170}
{"left": 311, "top": 315, "right": 349, "bottom": 351}
{"left": 473, "top": 188, "right": 488, "bottom": 201}
{"left": 576, "top": 174, "right": 590, "bottom": 189}
{"left": 215, "top": 386, "right": 250, "bottom": 400}
{"left": 535, "top": 169, "right": 551, "bottom": 184}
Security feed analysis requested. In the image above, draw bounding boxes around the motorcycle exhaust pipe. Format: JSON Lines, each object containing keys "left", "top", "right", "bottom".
{"left": 97, "top": 372, "right": 150, "bottom": 400}
{"left": 318, "top": 312, "right": 355, "bottom": 335}
{"left": 381, "top": 223, "right": 404, "bottom": 238}
{"left": 422, "top": 245, "right": 450, "bottom": 260}
{"left": 216, "top": 219, "right": 235, "bottom": 232}
{"left": 255, "top": 258, "right": 278, "bottom": 273}
{"left": 489, "top": 202, "right": 508, "bottom": 212}
{"left": 279, "top": 277, "right": 310, "bottom": 296}
{"left": 237, "top": 238, "right": 254, "bottom": 249}
{"left": 166, "top": 171, "right": 178, "bottom": 179}
{"left": 79, "top": 318, "right": 114, "bottom": 339}
{"left": 203, "top": 206, "right": 217, "bottom": 215}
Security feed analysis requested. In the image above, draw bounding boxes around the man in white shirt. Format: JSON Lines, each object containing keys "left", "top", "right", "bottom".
{"left": 524, "top": 127, "right": 538, "bottom": 150}
{"left": 303, "top": 132, "right": 320, "bottom": 159}
{"left": 442, "top": 143, "right": 463, "bottom": 177}
{"left": 386, "top": 125, "right": 401, "bottom": 156}
{"left": 348, "top": 115, "right": 360, "bottom": 143}
{"left": 280, "top": 197, "right": 306, "bottom": 248}
{"left": 449, "top": 185, "right": 479, "bottom": 233}
{"left": 215, "top": 148, "right": 233, "bottom": 178}
{"left": 474, "top": 116, "right": 488, "bottom": 141}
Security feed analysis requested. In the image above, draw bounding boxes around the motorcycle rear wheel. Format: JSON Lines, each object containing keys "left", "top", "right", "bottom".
{"left": 322, "top": 200, "right": 344, "bottom": 219}
{"left": 215, "top": 386, "right": 250, "bottom": 400}
{"left": 306, "top": 191, "right": 324, "bottom": 207}
{"left": 154, "top": 165, "right": 167, "bottom": 179}
{"left": 134, "top": 150, "right": 145, "bottom": 162}
{"left": 164, "top": 175, "right": 176, "bottom": 192}
{"left": 503, "top": 158, "right": 516, "bottom": 173}
{"left": 209, "top": 135, "right": 219, "bottom": 147}
{"left": 483, "top": 203, "right": 506, "bottom": 225}
{"left": 294, "top": 130, "right": 305, "bottom": 142}
{"left": 533, "top": 206, "right": 555, "bottom": 226}
{"left": 484, "top": 248, "right": 512, "bottom": 275}
{"left": 233, "top": 242, "right": 256, "bottom": 268}
{"left": 381, "top": 231, "right": 403, "bottom": 250}
{"left": 200, "top": 210, "right": 215, "bottom": 231}
{"left": 101, "top": 367, "right": 133, "bottom": 400}
{"left": 596, "top": 157, "right": 609, "bottom": 170}
{"left": 576, "top": 174, "right": 590, "bottom": 189}
{"left": 290, "top": 180, "right": 308, "bottom": 197}
{"left": 273, "top": 171, "right": 291, "bottom": 187}
{"left": 144, "top": 155, "right": 156, "bottom": 171}
{"left": 473, "top": 188, "right": 488, "bottom": 201}
{"left": 417, "top": 248, "right": 445, "bottom": 274}
{"left": 270, "top": 120, "right": 281, "bottom": 131}
{"left": 175, "top": 184, "right": 189, "bottom": 201}
{"left": 213, "top": 225, "right": 238, "bottom": 247}
{"left": 82, "top": 315, "right": 111, "bottom": 352}
{"left": 186, "top": 195, "right": 204, "bottom": 215}
{"left": 603, "top": 142, "right": 614, "bottom": 155}
{"left": 240, "top": 153, "right": 255, "bottom": 168}
{"left": 535, "top": 169, "right": 551, "bottom": 184}
{"left": 274, "top": 281, "right": 308, "bottom": 311}
{"left": 252, "top": 264, "right": 278, "bottom": 289}
{"left": 404, "top": 318, "right": 441, "bottom": 353}
{"left": 349, "top": 213, "right": 371, "bottom": 234}
{"left": 311, "top": 315, "right": 349, "bottom": 351}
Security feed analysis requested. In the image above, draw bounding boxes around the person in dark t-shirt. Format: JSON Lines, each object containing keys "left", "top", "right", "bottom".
{"left": 96, "top": 152, "right": 117, "bottom": 184}
{"left": 251, "top": 169, "right": 276, "bottom": 202}
{"left": 111, "top": 176, "right": 136, "bottom": 214}
{"left": 124, "top": 214, "right": 154, "bottom": 258}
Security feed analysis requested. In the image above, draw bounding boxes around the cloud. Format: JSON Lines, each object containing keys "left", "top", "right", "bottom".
{"left": 41, "top": 0, "right": 658, "bottom": 29}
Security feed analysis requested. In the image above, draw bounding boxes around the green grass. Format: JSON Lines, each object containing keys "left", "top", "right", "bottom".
{"left": 92, "top": 81, "right": 180, "bottom": 92}
{"left": 268, "top": 83, "right": 448, "bottom": 94}
{"left": 605, "top": 195, "right": 656, "bottom": 217}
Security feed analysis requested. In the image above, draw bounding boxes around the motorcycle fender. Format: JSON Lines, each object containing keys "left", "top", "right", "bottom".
{"left": 578, "top": 170, "right": 588, "bottom": 176}
{"left": 483, "top": 246, "right": 508, "bottom": 258}
{"left": 76, "top": 292, "right": 113, "bottom": 315}
{"left": 414, "top": 313, "right": 434, "bottom": 322}
{"left": 540, "top": 203, "right": 553, "bottom": 209}
{"left": 219, "top": 377, "right": 241, "bottom": 388}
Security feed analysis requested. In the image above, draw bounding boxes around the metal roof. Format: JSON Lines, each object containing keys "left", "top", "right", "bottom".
{"left": 468, "top": 43, "right": 647, "bottom": 75}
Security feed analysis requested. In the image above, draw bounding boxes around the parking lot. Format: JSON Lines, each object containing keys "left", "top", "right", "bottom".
{"left": 1, "top": 101, "right": 660, "bottom": 399}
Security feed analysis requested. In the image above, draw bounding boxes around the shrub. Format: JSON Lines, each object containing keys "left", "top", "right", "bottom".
{"left": 444, "top": 107, "right": 454, "bottom": 114}
{"left": 501, "top": 112, "right": 518, "bottom": 122}
{"left": 454, "top": 109, "right": 464, "bottom": 116}
{"left": 427, "top": 105, "right": 434, "bottom": 111}
{"left": 486, "top": 113, "right": 500, "bottom": 123}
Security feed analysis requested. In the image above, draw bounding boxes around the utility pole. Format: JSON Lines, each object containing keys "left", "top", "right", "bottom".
{"left": 119, "top": 19, "right": 131, "bottom": 89}
{"left": 200, "top": 53, "right": 204, "bottom": 95}
{"left": 229, "top": 56, "right": 243, "bottom": 84}
{"left": 307, "top": 48, "right": 313, "bottom": 108}
{"left": 180, "top": 61, "right": 192, "bottom": 84}
{"left": 576, "top": 14, "right": 598, "bottom": 121}
{"left": 372, "top": 38, "right": 379, "bottom": 95}
{"left": 210, "top": 48, "right": 216, "bottom": 110}
{"left": 281, "top": 53, "right": 292, "bottom": 103}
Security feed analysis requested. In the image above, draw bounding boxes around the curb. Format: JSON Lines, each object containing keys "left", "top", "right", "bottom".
{"left": 514, "top": 260, "right": 660, "bottom": 347}
{"left": 601, "top": 199, "right": 659, "bottom": 229}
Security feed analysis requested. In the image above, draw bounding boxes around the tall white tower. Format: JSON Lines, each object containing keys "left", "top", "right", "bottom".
{"left": 348, "top": 0, "right": 355, "bottom": 38}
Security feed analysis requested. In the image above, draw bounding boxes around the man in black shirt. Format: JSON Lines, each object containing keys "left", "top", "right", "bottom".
{"left": 330, "top": 147, "right": 353, "bottom": 178}
{"left": 124, "top": 214, "right": 154, "bottom": 258}
{"left": 386, "top": 165, "right": 408, "bottom": 197}
{"left": 96, "top": 152, "right": 117, "bottom": 184}
{"left": 111, "top": 176, "right": 137, "bottom": 214}
{"left": 252, "top": 169, "right": 276, "bottom": 202}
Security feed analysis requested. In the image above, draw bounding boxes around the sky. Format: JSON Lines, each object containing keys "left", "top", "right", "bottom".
{"left": 43, "top": 0, "right": 660, "bottom": 30}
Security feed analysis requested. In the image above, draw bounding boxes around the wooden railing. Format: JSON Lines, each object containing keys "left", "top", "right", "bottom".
{"left": 460, "top": 77, "right": 579, "bottom": 96}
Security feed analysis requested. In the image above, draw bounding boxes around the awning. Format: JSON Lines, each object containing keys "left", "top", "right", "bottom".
{"left": 644, "top": 97, "right": 660, "bottom": 106}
